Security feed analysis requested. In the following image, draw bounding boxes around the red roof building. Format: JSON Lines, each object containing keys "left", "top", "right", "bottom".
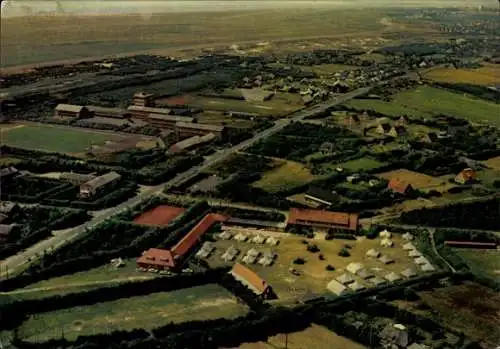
{"left": 136, "top": 248, "right": 176, "bottom": 270}
{"left": 230, "top": 263, "right": 271, "bottom": 298}
{"left": 454, "top": 168, "right": 477, "bottom": 185}
{"left": 388, "top": 178, "right": 414, "bottom": 195}
{"left": 444, "top": 241, "right": 497, "bottom": 249}
{"left": 287, "top": 208, "right": 358, "bottom": 232}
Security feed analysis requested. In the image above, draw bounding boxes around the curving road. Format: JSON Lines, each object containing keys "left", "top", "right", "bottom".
{"left": 0, "top": 86, "right": 371, "bottom": 279}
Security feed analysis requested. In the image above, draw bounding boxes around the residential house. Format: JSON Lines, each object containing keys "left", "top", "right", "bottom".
{"left": 326, "top": 279, "right": 348, "bottom": 295}
{"left": 454, "top": 168, "right": 477, "bottom": 185}
{"left": 287, "top": 208, "right": 359, "bottom": 233}
{"left": 55, "top": 104, "right": 92, "bottom": 119}
{"left": 230, "top": 263, "right": 272, "bottom": 298}
{"left": 388, "top": 125, "right": 408, "bottom": 138}
{"left": 79, "top": 171, "right": 121, "bottom": 198}
{"left": 136, "top": 248, "right": 176, "bottom": 270}
{"left": 132, "top": 92, "right": 155, "bottom": 107}
{"left": 175, "top": 122, "right": 227, "bottom": 140}
{"left": 388, "top": 178, "right": 414, "bottom": 196}
{"left": 59, "top": 172, "right": 97, "bottom": 186}
{"left": 168, "top": 133, "right": 216, "bottom": 154}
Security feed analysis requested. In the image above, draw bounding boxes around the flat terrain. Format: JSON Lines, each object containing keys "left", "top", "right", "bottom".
{"left": 337, "top": 157, "right": 388, "bottom": 172}
{"left": 453, "top": 249, "right": 500, "bottom": 281}
{"left": 1, "top": 8, "right": 389, "bottom": 68}
{"left": 229, "top": 324, "right": 367, "bottom": 349}
{"left": 422, "top": 64, "right": 500, "bottom": 86}
{"left": 208, "top": 231, "right": 421, "bottom": 302}
{"left": 484, "top": 156, "right": 500, "bottom": 170}
{"left": 18, "top": 284, "right": 248, "bottom": 342}
{"left": 345, "top": 86, "right": 500, "bottom": 127}
{"left": 377, "top": 168, "right": 452, "bottom": 192}
{"left": 252, "top": 160, "right": 316, "bottom": 193}
{"left": 133, "top": 205, "right": 186, "bottom": 226}
{"left": 0, "top": 123, "right": 125, "bottom": 154}
{"left": 417, "top": 282, "right": 500, "bottom": 346}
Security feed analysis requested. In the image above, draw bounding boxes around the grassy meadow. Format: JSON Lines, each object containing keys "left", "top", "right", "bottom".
{"left": 422, "top": 64, "right": 500, "bottom": 86}
{"left": 17, "top": 284, "right": 247, "bottom": 342}
{"left": 252, "top": 160, "right": 316, "bottom": 193}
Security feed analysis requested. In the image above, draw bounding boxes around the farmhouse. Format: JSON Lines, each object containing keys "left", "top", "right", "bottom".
{"left": 79, "top": 171, "right": 121, "bottom": 198}
{"left": 388, "top": 178, "right": 414, "bottom": 195}
{"left": 137, "top": 248, "right": 175, "bottom": 270}
{"left": 168, "top": 133, "right": 216, "bottom": 154}
{"left": 304, "top": 187, "right": 337, "bottom": 207}
{"left": 132, "top": 92, "right": 155, "bottom": 107}
{"left": 55, "top": 104, "right": 92, "bottom": 119}
{"left": 85, "top": 106, "right": 131, "bottom": 119}
{"left": 230, "top": 263, "right": 271, "bottom": 298}
{"left": 59, "top": 172, "right": 97, "bottom": 185}
{"left": 454, "top": 168, "right": 477, "bottom": 185}
{"left": 287, "top": 208, "right": 359, "bottom": 233}
{"left": 175, "top": 122, "right": 227, "bottom": 140}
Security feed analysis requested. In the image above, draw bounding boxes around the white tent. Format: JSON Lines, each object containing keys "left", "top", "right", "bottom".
{"left": 402, "top": 232, "right": 414, "bottom": 241}
{"left": 265, "top": 236, "right": 279, "bottom": 245}
{"left": 348, "top": 281, "right": 366, "bottom": 292}
{"left": 401, "top": 268, "right": 417, "bottom": 278}
{"left": 336, "top": 273, "right": 355, "bottom": 285}
{"left": 251, "top": 235, "right": 266, "bottom": 244}
{"left": 385, "top": 271, "right": 402, "bottom": 282}
{"left": 327, "top": 279, "right": 348, "bottom": 295}
{"left": 414, "top": 256, "right": 430, "bottom": 265}
{"left": 234, "top": 233, "right": 248, "bottom": 242}
{"left": 408, "top": 249, "right": 422, "bottom": 258}
{"left": 217, "top": 231, "right": 233, "bottom": 240}
{"left": 378, "top": 255, "right": 394, "bottom": 264}
{"left": 366, "top": 248, "right": 381, "bottom": 258}
{"left": 379, "top": 229, "right": 392, "bottom": 239}
{"left": 421, "top": 263, "right": 436, "bottom": 272}
{"left": 380, "top": 238, "right": 394, "bottom": 248}
{"left": 369, "top": 276, "right": 387, "bottom": 286}
{"left": 356, "top": 268, "right": 374, "bottom": 280}
{"left": 403, "top": 242, "right": 416, "bottom": 251}
{"left": 346, "top": 262, "right": 364, "bottom": 275}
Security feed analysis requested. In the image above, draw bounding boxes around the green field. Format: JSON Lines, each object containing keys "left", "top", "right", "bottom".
{"left": 320, "top": 157, "right": 387, "bottom": 173}
{"left": 346, "top": 86, "right": 500, "bottom": 126}
{"left": 0, "top": 124, "right": 124, "bottom": 153}
{"left": 454, "top": 249, "right": 500, "bottom": 281}
{"left": 0, "top": 156, "right": 22, "bottom": 166}
{"left": 18, "top": 284, "right": 248, "bottom": 342}
{"left": 252, "top": 160, "right": 316, "bottom": 193}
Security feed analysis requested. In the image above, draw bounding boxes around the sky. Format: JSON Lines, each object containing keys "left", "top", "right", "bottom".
{"left": 1, "top": 0, "right": 494, "bottom": 17}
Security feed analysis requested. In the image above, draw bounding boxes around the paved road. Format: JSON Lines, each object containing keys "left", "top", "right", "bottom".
{"left": 0, "top": 87, "right": 371, "bottom": 279}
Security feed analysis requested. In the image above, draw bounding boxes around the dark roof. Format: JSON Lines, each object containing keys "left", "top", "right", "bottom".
{"left": 176, "top": 122, "right": 225, "bottom": 133}
{"left": 378, "top": 123, "right": 392, "bottom": 132}
{"left": 127, "top": 106, "right": 173, "bottom": 114}
{"left": 81, "top": 171, "right": 121, "bottom": 190}
{"left": 288, "top": 208, "right": 358, "bottom": 231}
{"left": 305, "top": 187, "right": 337, "bottom": 205}
{"left": 0, "top": 167, "right": 18, "bottom": 178}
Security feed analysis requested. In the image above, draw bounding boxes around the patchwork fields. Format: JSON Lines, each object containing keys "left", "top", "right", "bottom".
{"left": 422, "top": 64, "right": 500, "bottom": 86}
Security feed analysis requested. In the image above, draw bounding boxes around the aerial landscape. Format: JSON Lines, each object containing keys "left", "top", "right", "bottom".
{"left": 0, "top": 1, "right": 499, "bottom": 348}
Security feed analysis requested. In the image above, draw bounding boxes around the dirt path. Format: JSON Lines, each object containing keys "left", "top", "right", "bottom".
{"left": 2, "top": 275, "right": 156, "bottom": 295}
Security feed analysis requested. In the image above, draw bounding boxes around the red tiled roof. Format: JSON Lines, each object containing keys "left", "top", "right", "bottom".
{"left": 137, "top": 248, "right": 175, "bottom": 268}
{"left": 171, "top": 213, "right": 227, "bottom": 257}
{"left": 287, "top": 208, "right": 358, "bottom": 231}
{"left": 457, "top": 168, "right": 477, "bottom": 181}
{"left": 388, "top": 178, "right": 412, "bottom": 194}
{"left": 231, "top": 263, "right": 269, "bottom": 295}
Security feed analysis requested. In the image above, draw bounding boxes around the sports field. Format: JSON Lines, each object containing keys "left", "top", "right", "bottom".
{"left": 345, "top": 86, "right": 500, "bottom": 127}
{"left": 0, "top": 124, "right": 125, "bottom": 153}
{"left": 133, "top": 205, "right": 186, "bottom": 227}
{"left": 422, "top": 64, "right": 500, "bottom": 86}
{"left": 453, "top": 249, "right": 500, "bottom": 281}
{"left": 18, "top": 284, "right": 248, "bottom": 342}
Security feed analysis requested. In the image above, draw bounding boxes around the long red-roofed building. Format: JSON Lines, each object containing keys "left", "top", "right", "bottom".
{"left": 230, "top": 263, "right": 271, "bottom": 298}
{"left": 137, "top": 213, "right": 227, "bottom": 270}
{"left": 287, "top": 208, "right": 358, "bottom": 232}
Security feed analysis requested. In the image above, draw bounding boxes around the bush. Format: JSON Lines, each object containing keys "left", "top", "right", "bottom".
{"left": 318, "top": 254, "right": 325, "bottom": 261}
{"left": 326, "top": 265, "right": 335, "bottom": 271}
{"left": 293, "top": 257, "right": 306, "bottom": 265}
{"left": 338, "top": 248, "right": 350, "bottom": 257}
{"left": 306, "top": 244, "right": 320, "bottom": 253}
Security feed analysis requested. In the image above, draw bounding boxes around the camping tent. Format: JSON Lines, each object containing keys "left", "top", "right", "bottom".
{"left": 385, "top": 272, "right": 401, "bottom": 282}
{"left": 346, "top": 262, "right": 364, "bottom": 275}
{"left": 366, "top": 248, "right": 381, "bottom": 258}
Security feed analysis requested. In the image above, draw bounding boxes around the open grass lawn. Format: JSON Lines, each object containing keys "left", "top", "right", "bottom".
{"left": 422, "top": 64, "right": 500, "bottom": 86}
{"left": 346, "top": 86, "right": 500, "bottom": 127}
{"left": 208, "top": 233, "right": 417, "bottom": 302}
{"left": 252, "top": 160, "right": 316, "bottom": 193}
{"left": 0, "top": 124, "right": 124, "bottom": 154}
{"left": 453, "top": 249, "right": 500, "bottom": 281}
{"left": 484, "top": 156, "right": 500, "bottom": 171}
{"left": 476, "top": 168, "right": 500, "bottom": 189}
{"left": 18, "top": 284, "right": 247, "bottom": 342}
{"left": 230, "top": 324, "right": 367, "bottom": 349}
{"left": 338, "top": 157, "right": 388, "bottom": 172}
{"left": 417, "top": 282, "right": 500, "bottom": 346}
{"left": 377, "top": 168, "right": 452, "bottom": 192}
